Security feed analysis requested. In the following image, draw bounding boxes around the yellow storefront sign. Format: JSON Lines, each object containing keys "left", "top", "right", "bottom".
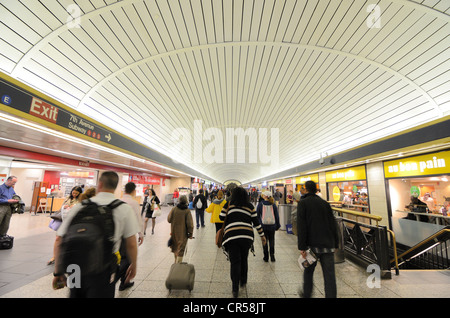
{"left": 325, "top": 165, "right": 366, "bottom": 182}
{"left": 295, "top": 174, "right": 319, "bottom": 184}
{"left": 384, "top": 150, "right": 450, "bottom": 178}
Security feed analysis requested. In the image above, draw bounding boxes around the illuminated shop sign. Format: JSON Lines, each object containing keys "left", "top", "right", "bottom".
{"left": 0, "top": 78, "right": 111, "bottom": 143}
{"left": 295, "top": 174, "right": 319, "bottom": 184}
{"left": 384, "top": 150, "right": 450, "bottom": 178}
{"left": 325, "top": 165, "right": 366, "bottom": 182}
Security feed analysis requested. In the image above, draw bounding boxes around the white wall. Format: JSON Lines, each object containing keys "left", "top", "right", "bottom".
{"left": 366, "top": 162, "right": 389, "bottom": 227}
{"left": 9, "top": 167, "right": 44, "bottom": 209}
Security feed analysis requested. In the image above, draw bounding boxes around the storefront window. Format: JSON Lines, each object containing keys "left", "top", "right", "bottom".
{"left": 384, "top": 150, "right": 450, "bottom": 247}
{"left": 325, "top": 165, "right": 369, "bottom": 213}
{"left": 388, "top": 176, "right": 450, "bottom": 224}
{"left": 327, "top": 181, "right": 369, "bottom": 212}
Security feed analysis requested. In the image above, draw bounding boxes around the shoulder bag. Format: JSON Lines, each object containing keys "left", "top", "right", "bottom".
{"left": 215, "top": 205, "right": 230, "bottom": 248}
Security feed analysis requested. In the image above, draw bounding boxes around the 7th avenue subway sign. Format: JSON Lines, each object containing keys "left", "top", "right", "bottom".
{"left": 0, "top": 76, "right": 116, "bottom": 146}
{"left": 0, "top": 73, "right": 219, "bottom": 183}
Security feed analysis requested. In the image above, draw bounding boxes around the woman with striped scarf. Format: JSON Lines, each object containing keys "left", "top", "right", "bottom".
{"left": 219, "top": 187, "right": 266, "bottom": 298}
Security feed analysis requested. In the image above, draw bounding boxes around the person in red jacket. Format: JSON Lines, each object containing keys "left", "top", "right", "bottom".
{"left": 173, "top": 188, "right": 179, "bottom": 206}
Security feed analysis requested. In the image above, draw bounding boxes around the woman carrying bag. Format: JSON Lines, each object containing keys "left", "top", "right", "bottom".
{"left": 219, "top": 187, "right": 266, "bottom": 298}
{"left": 143, "top": 189, "right": 161, "bottom": 235}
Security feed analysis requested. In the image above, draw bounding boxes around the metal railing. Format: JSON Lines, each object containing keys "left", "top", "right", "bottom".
{"left": 330, "top": 205, "right": 395, "bottom": 278}
{"left": 393, "top": 228, "right": 450, "bottom": 270}
{"left": 395, "top": 210, "right": 450, "bottom": 226}
{"left": 329, "top": 203, "right": 450, "bottom": 273}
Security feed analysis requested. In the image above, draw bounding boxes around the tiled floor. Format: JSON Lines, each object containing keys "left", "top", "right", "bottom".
{"left": 1, "top": 205, "right": 449, "bottom": 298}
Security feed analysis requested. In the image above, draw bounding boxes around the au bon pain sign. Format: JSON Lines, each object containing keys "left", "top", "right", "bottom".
{"left": 325, "top": 165, "right": 366, "bottom": 182}
{"left": 384, "top": 150, "right": 450, "bottom": 178}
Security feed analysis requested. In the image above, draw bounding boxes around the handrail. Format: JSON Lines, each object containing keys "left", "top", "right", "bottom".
{"left": 331, "top": 206, "right": 382, "bottom": 226}
{"left": 387, "top": 229, "right": 399, "bottom": 275}
{"left": 393, "top": 228, "right": 450, "bottom": 264}
{"left": 395, "top": 210, "right": 450, "bottom": 218}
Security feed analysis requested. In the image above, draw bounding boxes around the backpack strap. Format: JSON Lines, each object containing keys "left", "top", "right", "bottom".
{"left": 107, "top": 199, "right": 125, "bottom": 210}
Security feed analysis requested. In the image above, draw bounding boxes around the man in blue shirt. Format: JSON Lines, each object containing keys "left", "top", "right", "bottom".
{"left": 0, "top": 176, "right": 18, "bottom": 236}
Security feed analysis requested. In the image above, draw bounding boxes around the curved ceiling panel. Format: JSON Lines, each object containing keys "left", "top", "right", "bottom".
{"left": 0, "top": 0, "right": 449, "bottom": 184}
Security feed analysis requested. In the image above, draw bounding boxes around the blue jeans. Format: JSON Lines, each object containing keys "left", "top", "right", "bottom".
{"left": 195, "top": 208, "right": 205, "bottom": 228}
{"left": 302, "top": 252, "right": 336, "bottom": 298}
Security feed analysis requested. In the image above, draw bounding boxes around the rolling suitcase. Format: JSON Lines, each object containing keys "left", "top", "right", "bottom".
{"left": 0, "top": 235, "right": 14, "bottom": 249}
{"left": 165, "top": 242, "right": 195, "bottom": 292}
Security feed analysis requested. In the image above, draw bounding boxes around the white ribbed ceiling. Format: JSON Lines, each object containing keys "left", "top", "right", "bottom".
{"left": 0, "top": 0, "right": 449, "bottom": 184}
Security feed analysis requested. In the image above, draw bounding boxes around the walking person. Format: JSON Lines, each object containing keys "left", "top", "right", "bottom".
{"left": 141, "top": 185, "right": 151, "bottom": 216}
{"left": 52, "top": 171, "right": 139, "bottom": 298}
{"left": 47, "top": 186, "right": 82, "bottom": 266}
{"left": 256, "top": 191, "right": 280, "bottom": 262}
{"left": 297, "top": 180, "right": 339, "bottom": 298}
{"left": 167, "top": 195, "right": 194, "bottom": 263}
{"left": 119, "top": 182, "right": 145, "bottom": 291}
{"left": 219, "top": 187, "right": 266, "bottom": 298}
{"left": 205, "top": 190, "right": 226, "bottom": 233}
{"left": 193, "top": 189, "right": 207, "bottom": 229}
{"left": 274, "top": 189, "right": 282, "bottom": 206}
{"left": 143, "top": 189, "right": 161, "bottom": 235}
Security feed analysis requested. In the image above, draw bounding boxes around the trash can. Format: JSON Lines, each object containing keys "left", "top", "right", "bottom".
{"left": 334, "top": 216, "right": 345, "bottom": 263}
{"left": 278, "top": 204, "right": 295, "bottom": 232}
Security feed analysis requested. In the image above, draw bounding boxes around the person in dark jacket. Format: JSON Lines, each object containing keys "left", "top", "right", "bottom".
{"left": 297, "top": 180, "right": 338, "bottom": 298}
{"left": 256, "top": 191, "right": 280, "bottom": 262}
{"left": 193, "top": 189, "right": 208, "bottom": 229}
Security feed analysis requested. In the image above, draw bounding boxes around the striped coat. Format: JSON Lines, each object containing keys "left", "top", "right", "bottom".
{"left": 219, "top": 202, "right": 264, "bottom": 247}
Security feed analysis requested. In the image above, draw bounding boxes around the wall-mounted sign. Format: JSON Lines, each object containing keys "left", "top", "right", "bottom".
{"left": 384, "top": 150, "right": 450, "bottom": 178}
{"left": 295, "top": 173, "right": 319, "bottom": 184}
{"left": 130, "top": 174, "right": 165, "bottom": 186}
{"left": 325, "top": 165, "right": 366, "bottom": 182}
{"left": 0, "top": 78, "right": 115, "bottom": 144}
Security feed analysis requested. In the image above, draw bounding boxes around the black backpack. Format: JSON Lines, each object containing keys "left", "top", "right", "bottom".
{"left": 58, "top": 199, "right": 124, "bottom": 276}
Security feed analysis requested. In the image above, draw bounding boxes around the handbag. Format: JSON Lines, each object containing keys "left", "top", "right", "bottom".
{"left": 48, "top": 219, "right": 62, "bottom": 231}
{"left": 153, "top": 205, "right": 161, "bottom": 217}
{"left": 51, "top": 212, "right": 62, "bottom": 221}
{"left": 215, "top": 206, "right": 230, "bottom": 248}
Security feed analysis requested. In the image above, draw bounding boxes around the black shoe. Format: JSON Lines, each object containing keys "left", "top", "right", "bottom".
{"left": 232, "top": 291, "right": 238, "bottom": 298}
{"left": 270, "top": 255, "right": 276, "bottom": 262}
{"left": 119, "top": 281, "right": 134, "bottom": 291}
{"left": 263, "top": 257, "right": 269, "bottom": 262}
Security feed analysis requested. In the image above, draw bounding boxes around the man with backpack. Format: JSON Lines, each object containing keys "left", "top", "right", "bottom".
{"left": 256, "top": 191, "right": 280, "bottom": 262}
{"left": 52, "top": 171, "right": 139, "bottom": 298}
{"left": 193, "top": 189, "right": 208, "bottom": 229}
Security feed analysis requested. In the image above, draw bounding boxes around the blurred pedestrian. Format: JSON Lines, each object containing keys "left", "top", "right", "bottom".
{"left": 205, "top": 190, "right": 226, "bottom": 233}
{"left": 193, "top": 189, "right": 207, "bottom": 229}
{"left": 143, "top": 189, "right": 161, "bottom": 235}
{"left": 256, "top": 191, "right": 280, "bottom": 262}
{"left": 297, "top": 180, "right": 338, "bottom": 298}
{"left": 167, "top": 195, "right": 194, "bottom": 263}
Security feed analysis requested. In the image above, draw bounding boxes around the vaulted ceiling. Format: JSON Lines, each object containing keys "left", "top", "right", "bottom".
{"left": 0, "top": 0, "right": 449, "bottom": 184}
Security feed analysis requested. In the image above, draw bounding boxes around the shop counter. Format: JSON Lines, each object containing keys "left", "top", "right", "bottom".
{"left": 46, "top": 197, "right": 65, "bottom": 212}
